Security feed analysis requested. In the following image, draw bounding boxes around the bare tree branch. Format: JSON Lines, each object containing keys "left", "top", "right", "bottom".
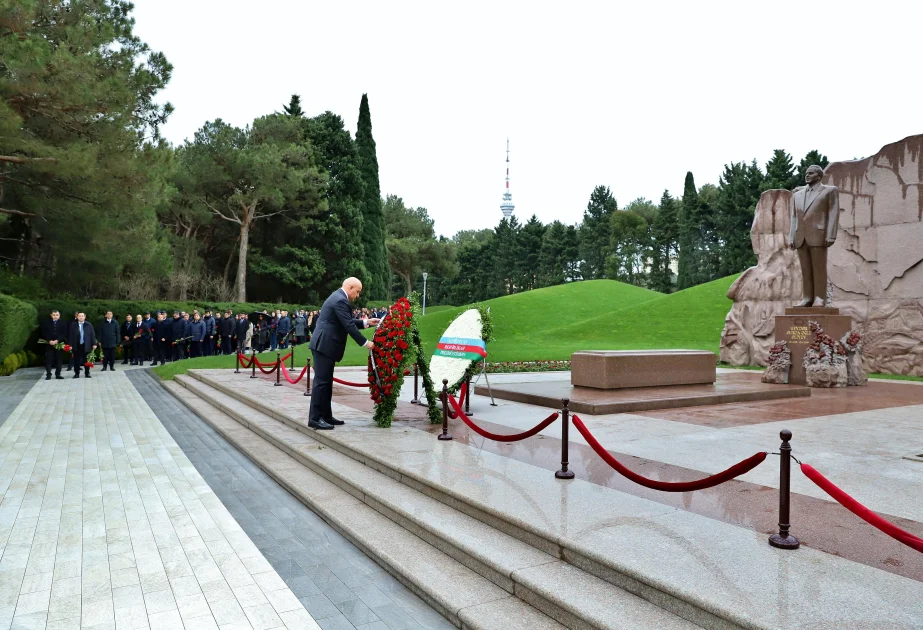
{"left": 0, "top": 156, "right": 58, "bottom": 165}
{"left": 251, "top": 209, "right": 287, "bottom": 221}
{"left": 0, "top": 207, "right": 35, "bottom": 217}
{"left": 201, "top": 198, "right": 242, "bottom": 225}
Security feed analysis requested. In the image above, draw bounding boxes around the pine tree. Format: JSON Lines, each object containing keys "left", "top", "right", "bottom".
{"left": 763, "top": 149, "right": 797, "bottom": 191}
{"left": 282, "top": 94, "right": 304, "bottom": 117}
{"left": 716, "top": 159, "right": 764, "bottom": 276}
{"left": 517, "top": 215, "right": 545, "bottom": 291}
{"left": 676, "top": 173, "right": 698, "bottom": 289}
{"left": 649, "top": 190, "right": 679, "bottom": 292}
{"left": 355, "top": 94, "right": 389, "bottom": 299}
{"left": 578, "top": 186, "right": 617, "bottom": 279}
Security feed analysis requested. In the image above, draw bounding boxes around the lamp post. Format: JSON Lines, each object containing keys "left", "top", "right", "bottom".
{"left": 422, "top": 272, "right": 428, "bottom": 315}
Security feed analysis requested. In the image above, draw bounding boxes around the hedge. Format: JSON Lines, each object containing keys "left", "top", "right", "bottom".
{"left": 0, "top": 294, "right": 38, "bottom": 366}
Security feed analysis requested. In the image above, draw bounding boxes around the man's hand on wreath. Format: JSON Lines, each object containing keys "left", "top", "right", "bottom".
{"left": 365, "top": 341, "right": 375, "bottom": 351}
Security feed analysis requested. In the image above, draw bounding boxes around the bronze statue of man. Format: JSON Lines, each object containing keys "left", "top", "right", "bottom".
{"left": 788, "top": 165, "right": 840, "bottom": 307}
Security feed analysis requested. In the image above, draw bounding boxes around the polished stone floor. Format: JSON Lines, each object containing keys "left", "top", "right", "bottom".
{"left": 0, "top": 368, "right": 317, "bottom": 630}
{"left": 128, "top": 370, "right": 453, "bottom": 630}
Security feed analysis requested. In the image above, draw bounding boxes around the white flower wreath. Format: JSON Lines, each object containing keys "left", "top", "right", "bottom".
{"left": 429, "top": 308, "right": 485, "bottom": 391}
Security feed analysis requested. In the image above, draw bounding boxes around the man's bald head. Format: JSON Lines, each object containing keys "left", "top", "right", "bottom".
{"left": 342, "top": 277, "right": 363, "bottom": 302}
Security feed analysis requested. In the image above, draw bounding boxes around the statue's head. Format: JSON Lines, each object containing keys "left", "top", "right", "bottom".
{"left": 805, "top": 164, "right": 823, "bottom": 185}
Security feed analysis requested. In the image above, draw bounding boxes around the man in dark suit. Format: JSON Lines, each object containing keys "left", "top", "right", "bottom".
{"left": 220, "top": 310, "right": 235, "bottom": 354}
{"left": 120, "top": 314, "right": 134, "bottom": 364}
{"left": 40, "top": 310, "right": 68, "bottom": 380}
{"left": 98, "top": 310, "right": 120, "bottom": 371}
{"left": 308, "top": 278, "right": 380, "bottom": 430}
{"left": 151, "top": 311, "right": 169, "bottom": 366}
{"left": 68, "top": 312, "right": 97, "bottom": 378}
{"left": 170, "top": 311, "right": 185, "bottom": 361}
{"left": 235, "top": 314, "right": 250, "bottom": 354}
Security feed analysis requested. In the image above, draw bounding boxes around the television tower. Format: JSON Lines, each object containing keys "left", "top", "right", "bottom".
{"left": 500, "top": 139, "right": 515, "bottom": 219}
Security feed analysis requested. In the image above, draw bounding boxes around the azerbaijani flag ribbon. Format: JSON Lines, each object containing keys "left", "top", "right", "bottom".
{"left": 435, "top": 336, "right": 487, "bottom": 361}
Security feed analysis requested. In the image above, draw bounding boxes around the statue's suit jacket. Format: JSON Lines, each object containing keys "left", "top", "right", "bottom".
{"left": 788, "top": 184, "right": 840, "bottom": 248}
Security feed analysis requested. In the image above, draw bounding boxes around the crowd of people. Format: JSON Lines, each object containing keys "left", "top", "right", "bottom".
{"left": 39, "top": 307, "right": 330, "bottom": 380}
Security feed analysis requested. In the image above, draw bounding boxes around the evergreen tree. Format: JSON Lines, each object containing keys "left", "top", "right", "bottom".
{"left": 517, "top": 215, "right": 546, "bottom": 291}
{"left": 715, "top": 159, "right": 764, "bottom": 276}
{"left": 676, "top": 172, "right": 698, "bottom": 289}
{"left": 763, "top": 149, "right": 798, "bottom": 191}
{"left": 493, "top": 216, "right": 523, "bottom": 294}
{"left": 796, "top": 150, "right": 829, "bottom": 185}
{"left": 0, "top": 0, "right": 174, "bottom": 295}
{"left": 282, "top": 94, "right": 304, "bottom": 117}
{"left": 606, "top": 208, "right": 650, "bottom": 285}
{"left": 355, "top": 94, "right": 389, "bottom": 299}
{"left": 696, "top": 183, "right": 721, "bottom": 283}
{"left": 649, "top": 190, "right": 679, "bottom": 292}
{"left": 578, "top": 186, "right": 617, "bottom": 279}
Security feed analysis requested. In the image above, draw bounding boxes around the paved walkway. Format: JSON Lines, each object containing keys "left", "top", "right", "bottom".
{"left": 128, "top": 370, "right": 453, "bottom": 630}
{"left": 0, "top": 368, "right": 317, "bottom": 630}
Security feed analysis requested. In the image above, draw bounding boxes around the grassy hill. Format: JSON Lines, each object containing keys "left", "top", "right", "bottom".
{"left": 152, "top": 277, "right": 738, "bottom": 379}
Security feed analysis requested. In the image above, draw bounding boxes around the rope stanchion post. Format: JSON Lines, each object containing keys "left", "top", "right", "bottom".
{"left": 290, "top": 349, "right": 294, "bottom": 370}
{"left": 438, "top": 379, "right": 453, "bottom": 441}
{"left": 769, "top": 429, "right": 800, "bottom": 550}
{"left": 250, "top": 349, "right": 257, "bottom": 379}
{"left": 464, "top": 369, "right": 474, "bottom": 416}
{"left": 555, "top": 398, "right": 575, "bottom": 480}
{"left": 304, "top": 357, "right": 312, "bottom": 397}
{"left": 411, "top": 364, "right": 420, "bottom": 405}
{"left": 274, "top": 351, "right": 282, "bottom": 386}
{"left": 235, "top": 352, "right": 240, "bottom": 374}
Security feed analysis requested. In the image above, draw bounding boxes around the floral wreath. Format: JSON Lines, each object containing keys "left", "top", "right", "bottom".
{"left": 428, "top": 304, "right": 493, "bottom": 396}
{"left": 367, "top": 295, "right": 440, "bottom": 427}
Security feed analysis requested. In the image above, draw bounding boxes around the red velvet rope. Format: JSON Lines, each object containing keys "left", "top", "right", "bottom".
{"left": 255, "top": 362, "right": 278, "bottom": 374}
{"left": 447, "top": 392, "right": 558, "bottom": 442}
{"left": 237, "top": 353, "right": 253, "bottom": 367}
{"left": 800, "top": 463, "right": 923, "bottom": 554}
{"left": 571, "top": 414, "right": 767, "bottom": 492}
{"left": 279, "top": 363, "right": 308, "bottom": 384}
{"left": 331, "top": 376, "right": 370, "bottom": 387}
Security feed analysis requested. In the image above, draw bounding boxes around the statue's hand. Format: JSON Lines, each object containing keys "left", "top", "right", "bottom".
{"left": 788, "top": 241, "right": 797, "bottom": 250}
{"left": 825, "top": 238, "right": 836, "bottom": 247}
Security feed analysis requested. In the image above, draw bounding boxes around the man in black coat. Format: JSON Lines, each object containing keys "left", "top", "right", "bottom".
{"left": 120, "top": 314, "right": 134, "bottom": 364}
{"left": 98, "top": 310, "right": 120, "bottom": 371}
{"left": 68, "top": 312, "right": 97, "bottom": 378}
{"left": 170, "top": 311, "right": 185, "bottom": 361}
{"left": 40, "top": 310, "right": 68, "bottom": 380}
{"left": 235, "top": 314, "right": 249, "bottom": 354}
{"left": 308, "top": 278, "right": 379, "bottom": 430}
{"left": 220, "top": 310, "right": 235, "bottom": 355}
{"left": 151, "top": 311, "right": 170, "bottom": 365}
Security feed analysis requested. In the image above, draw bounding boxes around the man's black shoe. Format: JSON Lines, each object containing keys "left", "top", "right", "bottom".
{"left": 85, "top": 374, "right": 91, "bottom": 379}
{"left": 110, "top": 366, "right": 116, "bottom": 371}
{"left": 326, "top": 417, "right": 345, "bottom": 426}
{"left": 101, "top": 367, "right": 107, "bottom": 372}
{"left": 46, "top": 374, "right": 51, "bottom": 380}
{"left": 73, "top": 374, "right": 79, "bottom": 379}
{"left": 55, "top": 375, "right": 64, "bottom": 380}
{"left": 308, "top": 419, "right": 334, "bottom": 430}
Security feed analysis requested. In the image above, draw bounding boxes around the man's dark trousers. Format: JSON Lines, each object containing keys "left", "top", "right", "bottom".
{"left": 172, "top": 343, "right": 183, "bottom": 362}
{"left": 72, "top": 348, "right": 89, "bottom": 377}
{"left": 45, "top": 349, "right": 62, "bottom": 377}
{"left": 309, "top": 350, "right": 335, "bottom": 421}
{"left": 222, "top": 336, "right": 232, "bottom": 355}
{"left": 102, "top": 347, "right": 116, "bottom": 370}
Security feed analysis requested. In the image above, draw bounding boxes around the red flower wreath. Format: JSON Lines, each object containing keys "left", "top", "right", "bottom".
{"left": 367, "top": 297, "right": 417, "bottom": 427}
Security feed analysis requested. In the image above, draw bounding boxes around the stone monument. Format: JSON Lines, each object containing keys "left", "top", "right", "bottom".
{"left": 720, "top": 134, "right": 923, "bottom": 378}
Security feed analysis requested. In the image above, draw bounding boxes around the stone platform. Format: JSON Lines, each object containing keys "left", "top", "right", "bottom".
{"left": 774, "top": 307, "right": 853, "bottom": 385}
{"left": 478, "top": 372, "right": 810, "bottom": 415}
{"left": 571, "top": 350, "right": 716, "bottom": 389}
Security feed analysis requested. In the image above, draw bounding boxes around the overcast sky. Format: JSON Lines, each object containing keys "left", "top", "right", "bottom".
{"left": 132, "top": 0, "right": 922, "bottom": 238}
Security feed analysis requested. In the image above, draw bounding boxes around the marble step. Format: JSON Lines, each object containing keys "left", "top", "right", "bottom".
{"left": 164, "top": 380, "right": 566, "bottom": 630}
{"left": 178, "top": 369, "right": 923, "bottom": 630}
{"left": 171, "top": 374, "right": 700, "bottom": 630}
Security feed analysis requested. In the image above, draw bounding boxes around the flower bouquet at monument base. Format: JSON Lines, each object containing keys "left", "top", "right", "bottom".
{"left": 803, "top": 320, "right": 847, "bottom": 388}
{"left": 761, "top": 340, "right": 791, "bottom": 384}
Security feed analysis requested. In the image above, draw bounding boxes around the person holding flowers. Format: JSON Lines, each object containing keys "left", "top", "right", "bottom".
{"left": 40, "top": 310, "right": 69, "bottom": 380}
{"left": 308, "top": 277, "right": 380, "bottom": 430}
{"left": 67, "top": 312, "right": 97, "bottom": 378}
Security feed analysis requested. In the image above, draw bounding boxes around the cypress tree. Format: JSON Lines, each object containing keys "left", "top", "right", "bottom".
{"left": 283, "top": 94, "right": 304, "bottom": 117}
{"left": 649, "top": 190, "right": 679, "bottom": 293}
{"left": 578, "top": 186, "right": 617, "bottom": 279}
{"left": 676, "top": 172, "right": 698, "bottom": 289}
{"left": 355, "top": 94, "right": 389, "bottom": 299}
